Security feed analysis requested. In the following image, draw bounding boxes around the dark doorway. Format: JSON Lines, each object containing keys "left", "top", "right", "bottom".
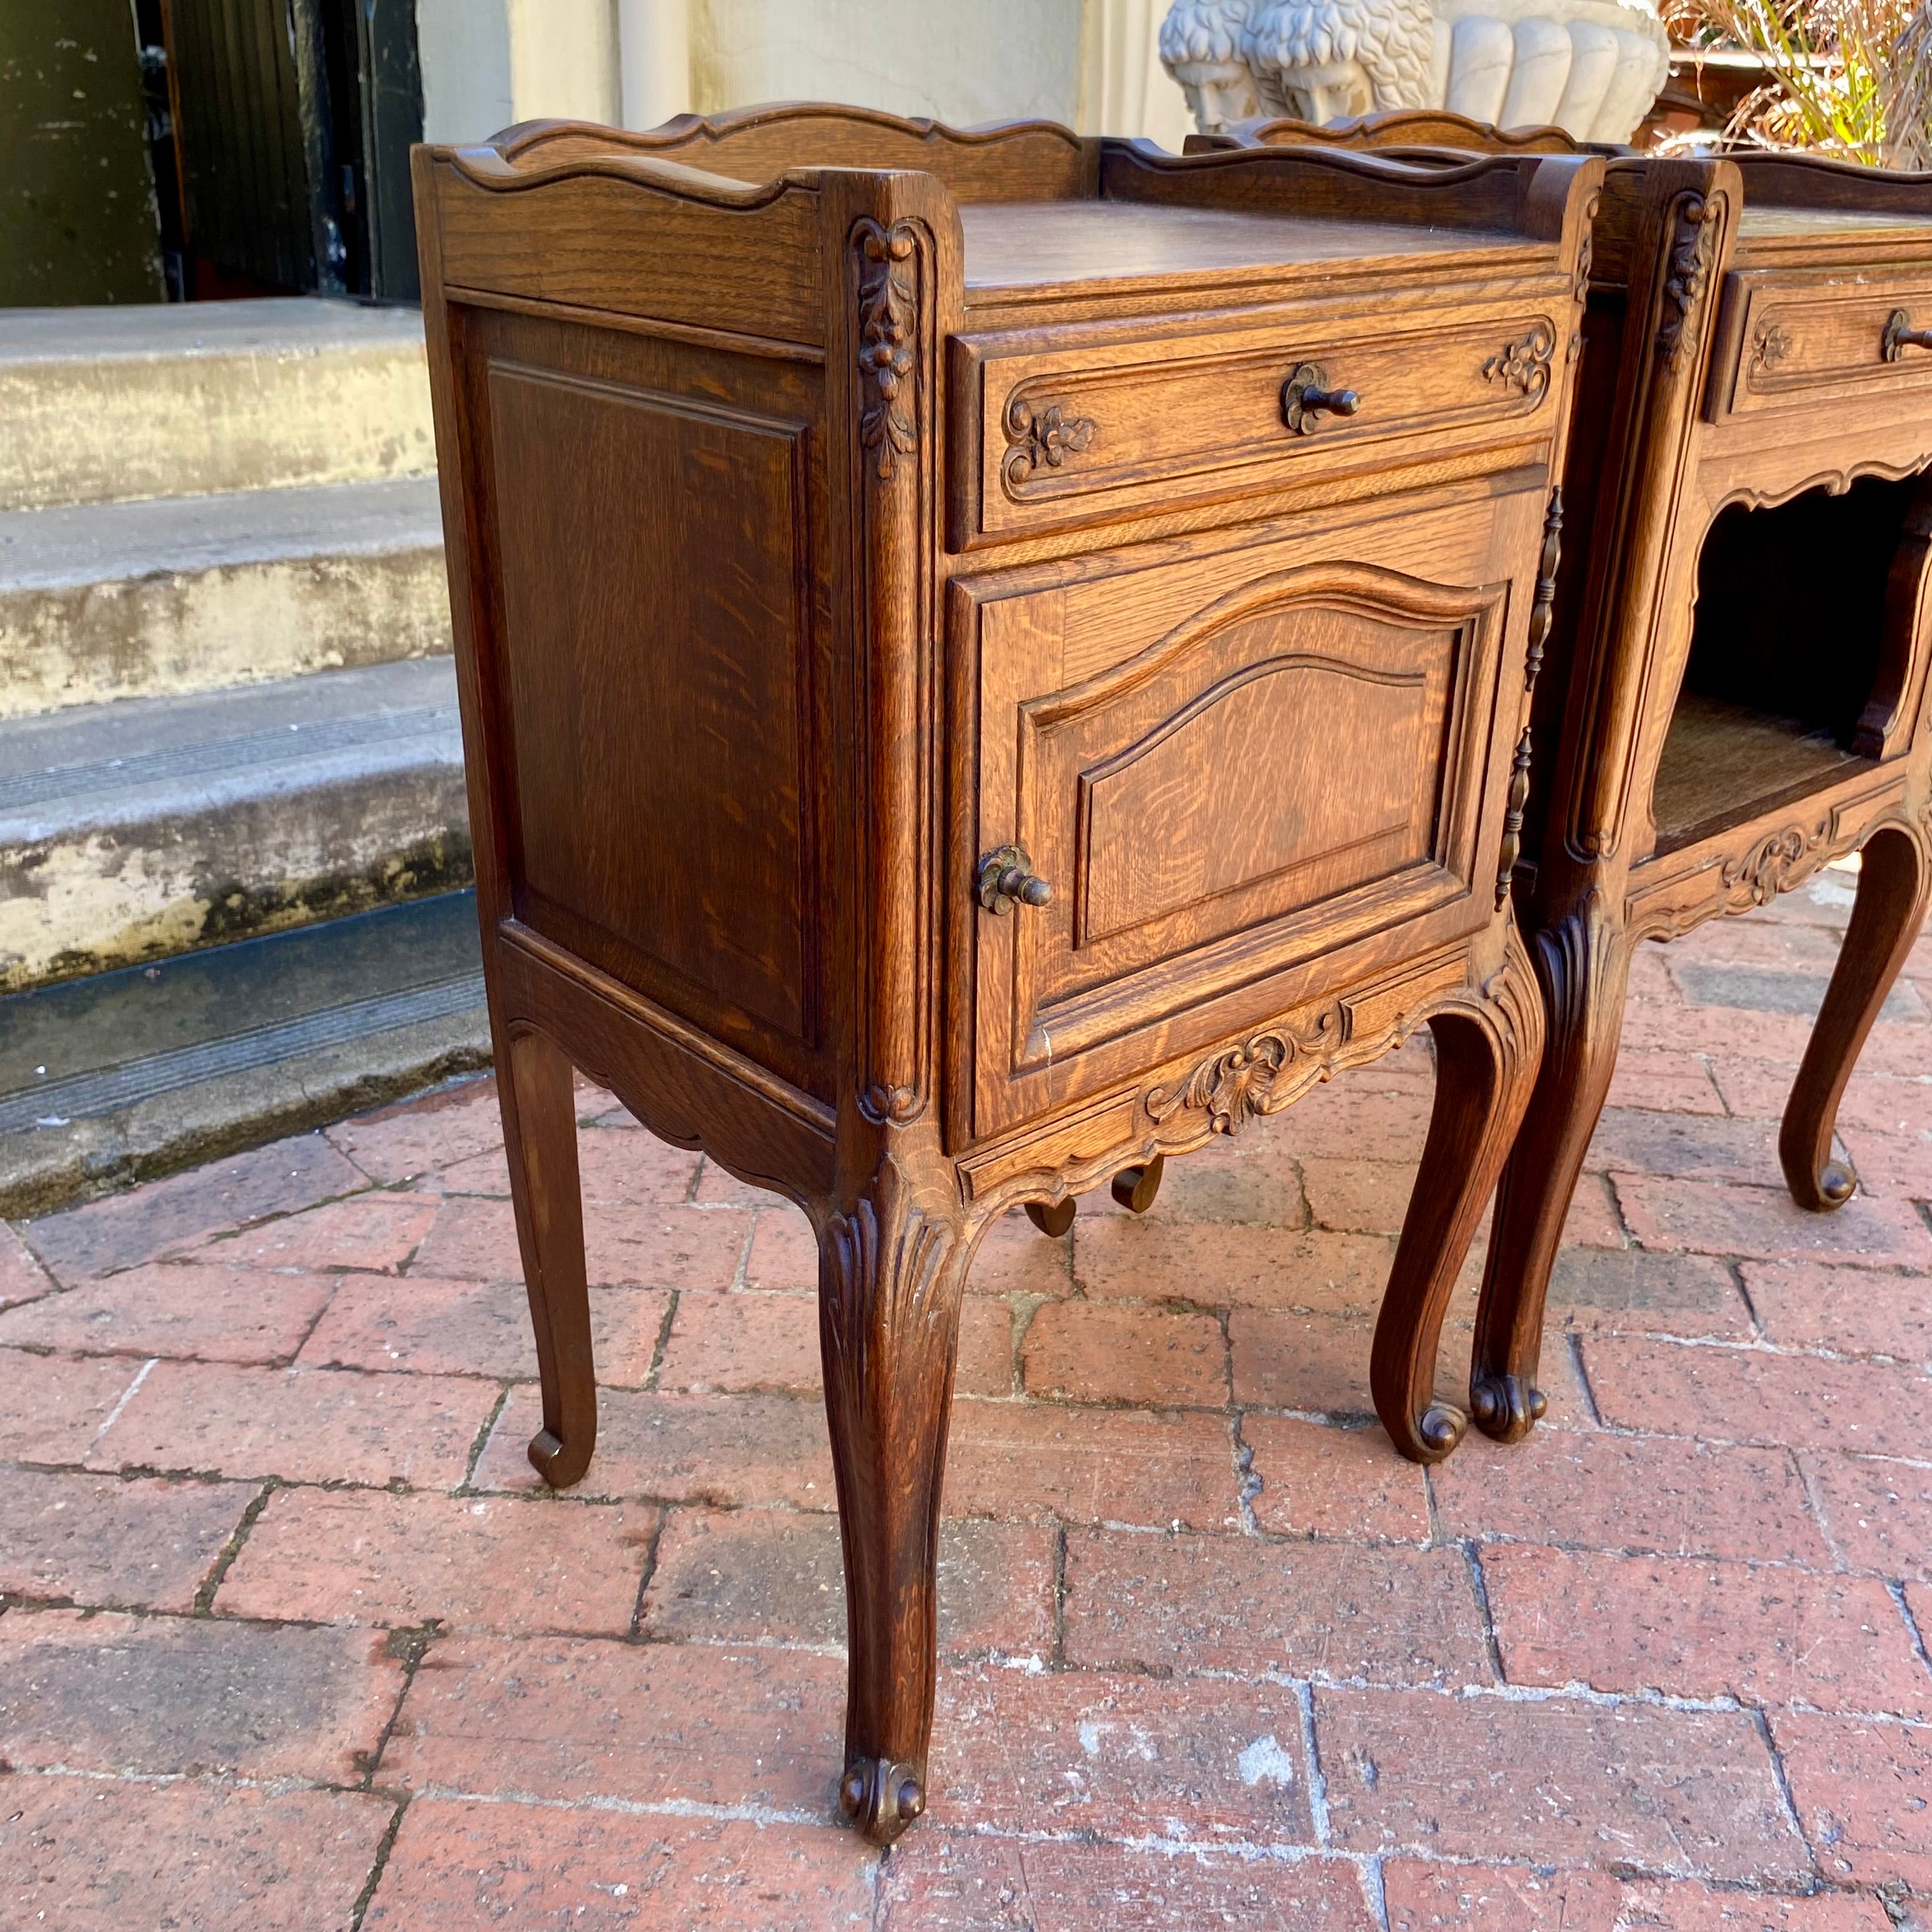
{"left": 162, "top": 0, "right": 422, "bottom": 302}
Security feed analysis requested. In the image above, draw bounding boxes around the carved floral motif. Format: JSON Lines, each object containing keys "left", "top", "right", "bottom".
{"left": 1002, "top": 395, "right": 1097, "bottom": 491}
{"left": 1483, "top": 323, "right": 1556, "bottom": 402}
{"left": 1657, "top": 192, "right": 1724, "bottom": 376}
{"left": 855, "top": 218, "right": 919, "bottom": 481}
{"left": 1751, "top": 314, "right": 1794, "bottom": 376}
{"left": 1719, "top": 818, "right": 1834, "bottom": 907}
{"left": 1144, "top": 1006, "right": 1344, "bottom": 1135}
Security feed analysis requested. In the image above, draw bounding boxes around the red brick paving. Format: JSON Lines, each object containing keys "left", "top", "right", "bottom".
{"left": 1, "top": 893, "right": 1929, "bottom": 1928}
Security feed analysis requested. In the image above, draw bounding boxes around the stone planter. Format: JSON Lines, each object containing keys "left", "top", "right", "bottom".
{"left": 1160, "top": 0, "right": 1669, "bottom": 143}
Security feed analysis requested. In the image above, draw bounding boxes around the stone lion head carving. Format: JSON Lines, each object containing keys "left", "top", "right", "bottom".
{"left": 1158, "top": 0, "right": 1267, "bottom": 131}
{"left": 1242, "top": 0, "right": 1439, "bottom": 123}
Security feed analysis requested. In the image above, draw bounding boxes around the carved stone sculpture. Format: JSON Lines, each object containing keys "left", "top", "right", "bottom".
{"left": 1160, "top": 0, "right": 1669, "bottom": 141}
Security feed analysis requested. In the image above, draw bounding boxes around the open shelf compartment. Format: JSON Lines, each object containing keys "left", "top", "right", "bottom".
{"left": 1652, "top": 469, "right": 1929, "bottom": 850}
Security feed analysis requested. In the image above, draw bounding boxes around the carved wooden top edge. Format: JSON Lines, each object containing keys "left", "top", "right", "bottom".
{"left": 436, "top": 139, "right": 810, "bottom": 209}
{"left": 491, "top": 103, "right": 1091, "bottom": 164}
{"left": 1107, "top": 133, "right": 1552, "bottom": 195}
{"left": 1219, "top": 109, "right": 1600, "bottom": 157}
{"left": 1729, "top": 150, "right": 1932, "bottom": 209}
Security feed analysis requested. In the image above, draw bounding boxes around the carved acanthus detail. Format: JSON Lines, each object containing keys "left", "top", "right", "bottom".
{"left": 1751, "top": 314, "right": 1794, "bottom": 375}
{"left": 1145, "top": 1006, "right": 1346, "bottom": 1136}
{"left": 1720, "top": 818, "right": 1835, "bottom": 907}
{"left": 1002, "top": 395, "right": 1096, "bottom": 491}
{"left": 1483, "top": 322, "right": 1556, "bottom": 403}
{"left": 1657, "top": 192, "right": 1724, "bottom": 376}
{"left": 1496, "top": 485, "right": 1563, "bottom": 907}
{"left": 820, "top": 1182, "right": 960, "bottom": 1398}
{"left": 855, "top": 218, "right": 919, "bottom": 481}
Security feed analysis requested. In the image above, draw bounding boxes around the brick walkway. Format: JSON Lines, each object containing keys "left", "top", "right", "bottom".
{"left": 1, "top": 868, "right": 1928, "bottom": 1930}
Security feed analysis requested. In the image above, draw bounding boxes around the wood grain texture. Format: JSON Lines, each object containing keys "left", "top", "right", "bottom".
{"left": 412, "top": 108, "right": 1600, "bottom": 1842}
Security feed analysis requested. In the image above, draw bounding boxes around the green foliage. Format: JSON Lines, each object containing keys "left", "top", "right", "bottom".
{"left": 1669, "top": 0, "right": 1931, "bottom": 164}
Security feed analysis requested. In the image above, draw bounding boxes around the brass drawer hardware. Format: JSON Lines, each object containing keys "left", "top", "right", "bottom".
{"left": 976, "top": 844, "right": 1052, "bottom": 914}
{"left": 1282, "top": 362, "right": 1361, "bottom": 434}
{"left": 1883, "top": 309, "right": 1932, "bottom": 362}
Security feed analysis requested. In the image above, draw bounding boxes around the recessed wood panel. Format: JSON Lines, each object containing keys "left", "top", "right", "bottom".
{"left": 962, "top": 493, "right": 1528, "bottom": 1140}
{"left": 1078, "top": 640, "right": 1430, "bottom": 942}
{"left": 486, "top": 360, "right": 811, "bottom": 1043}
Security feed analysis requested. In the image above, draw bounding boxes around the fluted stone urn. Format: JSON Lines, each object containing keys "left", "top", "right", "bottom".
{"left": 1159, "top": 0, "right": 1669, "bottom": 144}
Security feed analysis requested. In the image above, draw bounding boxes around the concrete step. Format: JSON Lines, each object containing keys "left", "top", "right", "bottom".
{"left": 0, "top": 890, "right": 487, "bottom": 1217}
{"left": 0, "top": 298, "right": 435, "bottom": 512}
{"left": 0, "top": 657, "right": 471, "bottom": 993}
{"left": 0, "top": 477, "right": 451, "bottom": 719}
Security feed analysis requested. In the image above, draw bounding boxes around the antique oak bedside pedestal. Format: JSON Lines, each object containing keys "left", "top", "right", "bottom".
{"left": 411, "top": 105, "right": 1599, "bottom": 1842}
{"left": 1223, "top": 116, "right": 1932, "bottom": 1446}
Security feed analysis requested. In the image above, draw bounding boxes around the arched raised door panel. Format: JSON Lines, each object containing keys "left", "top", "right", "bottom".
{"left": 962, "top": 521, "right": 1525, "bottom": 1140}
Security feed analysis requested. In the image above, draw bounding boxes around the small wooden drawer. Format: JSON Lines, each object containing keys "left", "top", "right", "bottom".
{"left": 1706, "top": 264, "right": 1932, "bottom": 420}
{"left": 952, "top": 301, "right": 1567, "bottom": 546}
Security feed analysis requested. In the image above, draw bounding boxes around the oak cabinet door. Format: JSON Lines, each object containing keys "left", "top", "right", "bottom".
{"left": 957, "top": 485, "right": 1538, "bottom": 1139}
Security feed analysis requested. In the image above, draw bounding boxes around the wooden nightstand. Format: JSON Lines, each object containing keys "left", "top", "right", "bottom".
{"left": 1220, "top": 117, "right": 1932, "bottom": 1446}
{"left": 411, "top": 104, "right": 1599, "bottom": 1842}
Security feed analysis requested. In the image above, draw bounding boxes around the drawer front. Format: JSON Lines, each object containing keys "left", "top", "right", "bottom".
{"left": 958, "top": 483, "right": 1540, "bottom": 1140}
{"left": 1708, "top": 264, "right": 1932, "bottom": 420}
{"left": 955, "top": 304, "right": 1565, "bottom": 545}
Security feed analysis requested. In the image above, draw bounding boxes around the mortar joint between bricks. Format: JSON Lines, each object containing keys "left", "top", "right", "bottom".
{"left": 1230, "top": 1411, "right": 1262, "bottom": 1536}
{"left": 1360, "top": 1852, "right": 1391, "bottom": 1932}
{"left": 627, "top": 1508, "right": 671, "bottom": 1643}
{"left": 459, "top": 1383, "right": 512, "bottom": 1492}
{"left": 1565, "top": 1329, "right": 1605, "bottom": 1428}
{"left": 1292, "top": 1678, "right": 1333, "bottom": 1849}
{"left": 1749, "top": 1701, "right": 1814, "bottom": 1856}
{"left": 647, "top": 1289, "right": 679, "bottom": 1391}
{"left": 348, "top": 1792, "right": 411, "bottom": 1931}
{"left": 1459, "top": 1536, "right": 1508, "bottom": 1684}
{"left": 1051, "top": 1521, "right": 1069, "bottom": 1668}
{"left": 356, "top": 1622, "right": 440, "bottom": 1801}
{"left": 1727, "top": 1257, "right": 1767, "bottom": 1339}
{"left": 190, "top": 1475, "right": 278, "bottom": 1616}
{"left": 1888, "top": 1578, "right": 1932, "bottom": 1683}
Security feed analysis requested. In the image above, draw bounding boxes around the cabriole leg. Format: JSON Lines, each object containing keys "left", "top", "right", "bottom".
{"left": 818, "top": 1146, "right": 970, "bottom": 1846}
{"left": 1781, "top": 825, "right": 1932, "bottom": 1210}
{"left": 1470, "top": 893, "right": 1630, "bottom": 1445}
{"left": 502, "top": 1025, "right": 596, "bottom": 1489}
{"left": 1371, "top": 937, "right": 1543, "bottom": 1464}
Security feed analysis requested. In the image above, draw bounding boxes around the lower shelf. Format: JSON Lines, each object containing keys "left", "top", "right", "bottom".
{"left": 1652, "top": 692, "right": 1871, "bottom": 852}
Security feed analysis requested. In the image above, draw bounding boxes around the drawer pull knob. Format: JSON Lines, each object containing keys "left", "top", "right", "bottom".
{"left": 1884, "top": 310, "right": 1932, "bottom": 362}
{"left": 977, "top": 844, "right": 1052, "bottom": 915}
{"left": 1282, "top": 362, "right": 1361, "bottom": 434}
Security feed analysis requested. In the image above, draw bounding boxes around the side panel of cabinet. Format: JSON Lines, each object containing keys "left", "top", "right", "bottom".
{"left": 454, "top": 303, "right": 836, "bottom": 1101}
{"left": 955, "top": 483, "right": 1540, "bottom": 1141}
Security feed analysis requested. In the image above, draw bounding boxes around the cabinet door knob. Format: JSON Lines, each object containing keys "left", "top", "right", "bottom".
{"left": 1884, "top": 309, "right": 1932, "bottom": 362}
{"left": 1282, "top": 362, "right": 1362, "bottom": 434}
{"left": 976, "top": 844, "right": 1052, "bottom": 914}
